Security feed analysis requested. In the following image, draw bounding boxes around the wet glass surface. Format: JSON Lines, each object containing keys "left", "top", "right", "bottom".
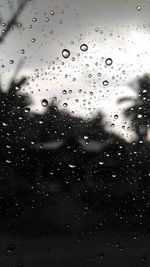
{"left": 0, "top": 0, "right": 150, "bottom": 266}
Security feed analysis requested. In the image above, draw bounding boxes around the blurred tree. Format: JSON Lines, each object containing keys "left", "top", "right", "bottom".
{"left": 34, "top": 101, "right": 85, "bottom": 142}
{"left": 118, "top": 74, "right": 150, "bottom": 142}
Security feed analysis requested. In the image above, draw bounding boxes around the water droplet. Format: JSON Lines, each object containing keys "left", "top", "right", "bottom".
{"left": 42, "top": 99, "right": 48, "bottom": 107}
{"left": 103, "top": 80, "right": 109, "bottom": 86}
{"left": 137, "top": 5, "right": 141, "bottom": 11}
{"left": 105, "top": 58, "right": 113, "bottom": 66}
{"left": 45, "top": 17, "right": 49, "bottom": 22}
{"left": 62, "top": 49, "right": 70, "bottom": 58}
{"left": 20, "top": 49, "right": 25, "bottom": 54}
{"left": 9, "top": 60, "right": 14, "bottom": 64}
{"left": 63, "top": 103, "right": 68, "bottom": 107}
{"left": 24, "top": 108, "right": 30, "bottom": 113}
{"left": 32, "top": 17, "right": 37, "bottom": 22}
{"left": 31, "top": 38, "right": 36, "bottom": 43}
{"left": 6, "top": 160, "right": 12, "bottom": 164}
{"left": 83, "top": 135, "right": 89, "bottom": 140}
{"left": 15, "top": 86, "right": 20, "bottom": 91}
{"left": 99, "top": 161, "right": 104, "bottom": 165}
{"left": 7, "top": 244, "right": 15, "bottom": 253}
{"left": 2, "top": 122, "right": 8, "bottom": 126}
{"left": 138, "top": 114, "right": 142, "bottom": 118}
{"left": 114, "top": 114, "right": 119, "bottom": 119}
{"left": 80, "top": 44, "right": 88, "bottom": 52}
{"left": 50, "top": 10, "right": 55, "bottom": 15}
{"left": 69, "top": 164, "right": 76, "bottom": 168}
{"left": 62, "top": 90, "right": 67, "bottom": 95}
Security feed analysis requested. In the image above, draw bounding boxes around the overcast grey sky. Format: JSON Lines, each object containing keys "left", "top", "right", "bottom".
{"left": 1, "top": 0, "right": 150, "bottom": 140}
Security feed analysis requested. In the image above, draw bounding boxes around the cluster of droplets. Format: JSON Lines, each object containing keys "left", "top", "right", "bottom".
{"left": 62, "top": 44, "right": 88, "bottom": 59}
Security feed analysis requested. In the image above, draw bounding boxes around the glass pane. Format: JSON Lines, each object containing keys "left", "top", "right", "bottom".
{"left": 0, "top": 0, "right": 150, "bottom": 266}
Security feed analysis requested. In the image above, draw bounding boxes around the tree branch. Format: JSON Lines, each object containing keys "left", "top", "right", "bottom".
{"left": 0, "top": 0, "right": 28, "bottom": 43}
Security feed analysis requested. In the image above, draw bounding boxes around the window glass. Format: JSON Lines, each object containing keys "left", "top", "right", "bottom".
{"left": 0, "top": 0, "right": 150, "bottom": 266}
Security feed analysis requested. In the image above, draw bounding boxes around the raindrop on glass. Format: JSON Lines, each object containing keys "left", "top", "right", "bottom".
{"left": 63, "top": 103, "right": 68, "bottom": 107}
{"left": 62, "top": 49, "right": 70, "bottom": 58}
{"left": 80, "top": 44, "right": 88, "bottom": 52}
{"left": 103, "top": 80, "right": 109, "bottom": 86}
{"left": 20, "top": 49, "right": 25, "bottom": 54}
{"left": 9, "top": 60, "right": 14, "bottom": 64}
{"left": 24, "top": 108, "right": 30, "bottom": 113}
{"left": 69, "top": 164, "right": 76, "bottom": 168}
{"left": 114, "top": 114, "right": 119, "bottom": 119}
{"left": 105, "top": 58, "right": 113, "bottom": 66}
{"left": 62, "top": 90, "right": 67, "bottom": 95}
{"left": 42, "top": 99, "right": 48, "bottom": 107}
{"left": 32, "top": 17, "right": 37, "bottom": 22}
{"left": 137, "top": 5, "right": 141, "bottom": 11}
{"left": 7, "top": 244, "right": 15, "bottom": 253}
{"left": 50, "top": 10, "right": 55, "bottom": 15}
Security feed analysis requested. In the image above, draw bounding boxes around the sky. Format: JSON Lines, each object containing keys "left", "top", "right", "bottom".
{"left": 1, "top": 0, "right": 150, "bottom": 140}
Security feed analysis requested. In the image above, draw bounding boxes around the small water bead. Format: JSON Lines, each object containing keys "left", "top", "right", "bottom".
{"left": 62, "top": 49, "right": 70, "bottom": 58}
{"left": 105, "top": 58, "right": 113, "bottom": 66}
{"left": 69, "top": 164, "right": 76, "bottom": 168}
{"left": 103, "top": 80, "right": 109, "bottom": 86}
{"left": 50, "top": 10, "right": 55, "bottom": 15}
{"left": 1, "top": 29, "right": 6, "bottom": 34}
{"left": 62, "top": 90, "right": 67, "bottom": 95}
{"left": 18, "top": 23, "right": 22, "bottom": 27}
{"left": 63, "top": 103, "right": 68, "bottom": 107}
{"left": 80, "top": 44, "right": 88, "bottom": 52}
{"left": 2, "top": 122, "right": 8, "bottom": 127}
{"left": 24, "top": 108, "right": 30, "bottom": 113}
{"left": 39, "top": 120, "right": 44, "bottom": 124}
{"left": 42, "top": 99, "right": 48, "bottom": 107}
{"left": 15, "top": 86, "right": 20, "bottom": 91}
{"left": 114, "top": 114, "right": 119, "bottom": 119}
{"left": 99, "top": 161, "right": 104, "bottom": 165}
{"left": 7, "top": 244, "right": 15, "bottom": 253}
{"left": 9, "top": 60, "right": 14, "bottom": 64}
{"left": 32, "top": 17, "right": 37, "bottom": 22}
{"left": 137, "top": 5, "right": 141, "bottom": 11}
{"left": 20, "top": 49, "right": 25, "bottom": 54}
{"left": 45, "top": 17, "right": 49, "bottom": 22}
{"left": 137, "top": 114, "right": 142, "bottom": 118}
{"left": 31, "top": 38, "right": 36, "bottom": 42}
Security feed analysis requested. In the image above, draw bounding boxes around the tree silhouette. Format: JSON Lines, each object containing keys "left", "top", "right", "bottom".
{"left": 34, "top": 101, "right": 85, "bottom": 143}
{"left": 118, "top": 74, "right": 150, "bottom": 141}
